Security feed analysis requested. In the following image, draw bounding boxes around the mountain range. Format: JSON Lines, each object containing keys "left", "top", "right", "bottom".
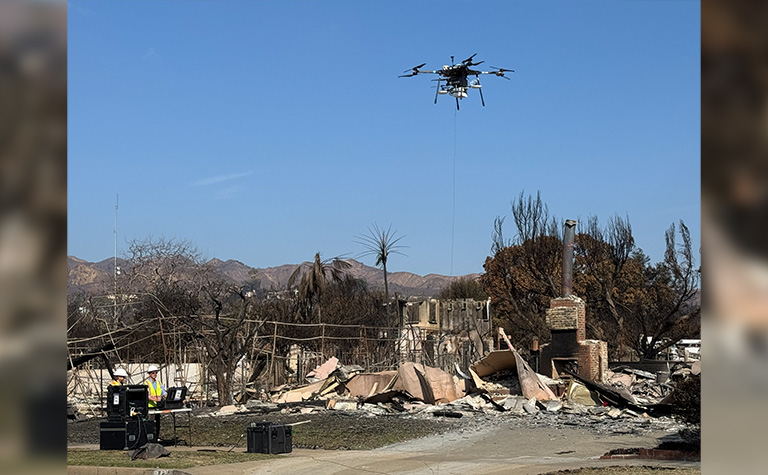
{"left": 67, "top": 256, "right": 481, "bottom": 298}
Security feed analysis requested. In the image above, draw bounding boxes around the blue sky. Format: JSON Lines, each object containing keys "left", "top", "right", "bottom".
{"left": 68, "top": 0, "right": 700, "bottom": 277}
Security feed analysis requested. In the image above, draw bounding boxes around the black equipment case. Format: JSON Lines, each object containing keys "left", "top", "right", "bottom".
{"left": 164, "top": 386, "right": 188, "bottom": 409}
{"left": 99, "top": 420, "right": 156, "bottom": 450}
{"left": 246, "top": 422, "right": 292, "bottom": 454}
{"left": 106, "top": 385, "right": 149, "bottom": 421}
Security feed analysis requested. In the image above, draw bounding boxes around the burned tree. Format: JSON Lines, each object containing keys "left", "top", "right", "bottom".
{"left": 287, "top": 252, "right": 351, "bottom": 324}
{"left": 355, "top": 224, "right": 407, "bottom": 320}
{"left": 631, "top": 221, "right": 700, "bottom": 359}
{"left": 180, "top": 282, "right": 264, "bottom": 406}
{"left": 482, "top": 192, "right": 562, "bottom": 350}
{"left": 575, "top": 214, "right": 635, "bottom": 358}
{"left": 121, "top": 237, "right": 266, "bottom": 406}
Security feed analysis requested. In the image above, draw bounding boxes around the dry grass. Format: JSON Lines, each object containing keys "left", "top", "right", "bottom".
{"left": 67, "top": 448, "right": 273, "bottom": 469}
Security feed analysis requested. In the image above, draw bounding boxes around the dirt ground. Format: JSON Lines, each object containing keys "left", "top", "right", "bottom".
{"left": 68, "top": 409, "right": 701, "bottom": 474}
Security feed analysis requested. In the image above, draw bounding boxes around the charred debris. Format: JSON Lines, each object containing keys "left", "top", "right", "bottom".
{"left": 204, "top": 338, "right": 699, "bottom": 431}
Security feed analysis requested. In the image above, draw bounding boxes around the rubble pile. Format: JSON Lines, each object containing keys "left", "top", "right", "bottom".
{"left": 206, "top": 349, "right": 699, "bottom": 436}
{"left": 68, "top": 346, "right": 698, "bottom": 440}
{"left": 601, "top": 361, "right": 700, "bottom": 410}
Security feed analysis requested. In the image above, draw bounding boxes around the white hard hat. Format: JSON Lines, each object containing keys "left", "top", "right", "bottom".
{"left": 146, "top": 365, "right": 160, "bottom": 373}
{"left": 114, "top": 368, "right": 128, "bottom": 378}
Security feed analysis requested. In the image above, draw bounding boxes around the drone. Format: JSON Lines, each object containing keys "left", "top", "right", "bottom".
{"left": 399, "top": 54, "right": 513, "bottom": 110}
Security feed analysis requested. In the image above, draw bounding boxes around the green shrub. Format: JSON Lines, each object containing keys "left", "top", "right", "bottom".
{"left": 669, "top": 374, "right": 700, "bottom": 446}
{"left": 670, "top": 374, "right": 700, "bottom": 426}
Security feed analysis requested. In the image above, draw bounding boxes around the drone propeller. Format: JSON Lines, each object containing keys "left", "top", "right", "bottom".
{"left": 462, "top": 55, "right": 485, "bottom": 68}
{"left": 399, "top": 63, "right": 427, "bottom": 77}
{"left": 490, "top": 66, "right": 514, "bottom": 79}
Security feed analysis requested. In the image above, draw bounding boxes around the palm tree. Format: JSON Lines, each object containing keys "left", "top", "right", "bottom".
{"left": 287, "top": 252, "right": 351, "bottom": 323}
{"left": 356, "top": 224, "right": 406, "bottom": 320}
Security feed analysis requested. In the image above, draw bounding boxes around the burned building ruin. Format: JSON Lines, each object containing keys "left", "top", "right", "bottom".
{"left": 401, "top": 298, "right": 494, "bottom": 373}
{"left": 539, "top": 219, "right": 609, "bottom": 382}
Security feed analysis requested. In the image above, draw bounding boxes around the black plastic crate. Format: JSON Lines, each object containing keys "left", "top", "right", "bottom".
{"left": 246, "top": 422, "right": 292, "bottom": 454}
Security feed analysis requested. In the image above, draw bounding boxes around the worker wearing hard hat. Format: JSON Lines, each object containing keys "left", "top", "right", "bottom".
{"left": 145, "top": 365, "right": 167, "bottom": 441}
{"left": 109, "top": 368, "right": 129, "bottom": 386}
{"left": 144, "top": 365, "right": 167, "bottom": 409}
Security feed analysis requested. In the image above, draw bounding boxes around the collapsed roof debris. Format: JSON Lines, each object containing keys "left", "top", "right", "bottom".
{"left": 246, "top": 352, "right": 696, "bottom": 424}
{"left": 469, "top": 349, "right": 556, "bottom": 401}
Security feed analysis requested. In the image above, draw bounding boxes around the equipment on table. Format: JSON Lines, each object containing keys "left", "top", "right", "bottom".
{"left": 163, "top": 386, "right": 188, "bottom": 410}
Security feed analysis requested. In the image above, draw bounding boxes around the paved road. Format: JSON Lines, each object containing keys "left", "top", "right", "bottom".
{"left": 180, "top": 424, "right": 700, "bottom": 475}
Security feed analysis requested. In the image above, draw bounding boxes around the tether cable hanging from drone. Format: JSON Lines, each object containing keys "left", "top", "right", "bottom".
{"left": 451, "top": 107, "right": 457, "bottom": 276}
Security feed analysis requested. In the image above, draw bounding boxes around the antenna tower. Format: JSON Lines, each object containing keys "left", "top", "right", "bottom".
{"left": 114, "top": 193, "right": 118, "bottom": 321}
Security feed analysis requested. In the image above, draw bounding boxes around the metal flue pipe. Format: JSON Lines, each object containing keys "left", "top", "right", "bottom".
{"left": 562, "top": 219, "right": 577, "bottom": 297}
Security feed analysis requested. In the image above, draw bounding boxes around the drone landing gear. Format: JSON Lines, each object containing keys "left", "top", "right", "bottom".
{"left": 478, "top": 85, "right": 485, "bottom": 107}
{"left": 455, "top": 97, "right": 460, "bottom": 110}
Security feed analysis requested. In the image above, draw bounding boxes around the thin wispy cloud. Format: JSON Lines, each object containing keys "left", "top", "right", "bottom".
{"left": 191, "top": 171, "right": 253, "bottom": 187}
{"left": 215, "top": 186, "right": 245, "bottom": 200}
{"left": 142, "top": 47, "right": 160, "bottom": 60}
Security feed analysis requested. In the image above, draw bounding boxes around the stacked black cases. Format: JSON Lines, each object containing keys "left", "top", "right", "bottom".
{"left": 99, "top": 420, "right": 156, "bottom": 450}
{"left": 246, "top": 423, "right": 293, "bottom": 454}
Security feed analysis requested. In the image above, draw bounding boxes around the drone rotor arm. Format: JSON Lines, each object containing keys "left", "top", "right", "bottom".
{"left": 478, "top": 68, "right": 514, "bottom": 79}
{"left": 490, "top": 66, "right": 515, "bottom": 75}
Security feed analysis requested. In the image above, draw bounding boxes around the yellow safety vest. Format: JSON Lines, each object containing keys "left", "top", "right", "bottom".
{"left": 145, "top": 379, "right": 163, "bottom": 408}
{"left": 109, "top": 380, "right": 121, "bottom": 386}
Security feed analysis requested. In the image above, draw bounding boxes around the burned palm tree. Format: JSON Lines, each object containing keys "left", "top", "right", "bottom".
{"left": 356, "top": 224, "right": 406, "bottom": 320}
{"left": 287, "top": 252, "right": 351, "bottom": 324}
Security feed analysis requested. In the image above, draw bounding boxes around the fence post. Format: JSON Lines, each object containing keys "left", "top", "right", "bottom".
{"left": 271, "top": 322, "right": 278, "bottom": 387}
{"left": 360, "top": 325, "right": 367, "bottom": 370}
{"left": 321, "top": 324, "right": 326, "bottom": 358}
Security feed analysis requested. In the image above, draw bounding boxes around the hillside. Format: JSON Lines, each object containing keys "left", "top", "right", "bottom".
{"left": 67, "top": 256, "right": 128, "bottom": 295}
{"left": 67, "top": 256, "right": 481, "bottom": 298}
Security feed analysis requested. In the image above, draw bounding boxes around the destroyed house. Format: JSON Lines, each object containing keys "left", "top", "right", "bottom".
{"left": 401, "top": 298, "right": 493, "bottom": 372}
